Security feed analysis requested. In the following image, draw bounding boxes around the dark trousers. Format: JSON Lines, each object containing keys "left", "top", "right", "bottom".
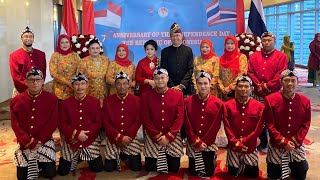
{"left": 145, "top": 154, "right": 180, "bottom": 173}
{"left": 17, "top": 162, "right": 56, "bottom": 180}
{"left": 258, "top": 126, "right": 268, "bottom": 148}
{"left": 57, "top": 155, "right": 103, "bottom": 176}
{"left": 228, "top": 164, "right": 259, "bottom": 178}
{"left": 104, "top": 154, "right": 142, "bottom": 172}
{"left": 267, "top": 160, "right": 309, "bottom": 180}
{"left": 188, "top": 151, "right": 217, "bottom": 177}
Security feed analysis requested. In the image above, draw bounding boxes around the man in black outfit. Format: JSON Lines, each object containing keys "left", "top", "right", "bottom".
{"left": 161, "top": 22, "right": 194, "bottom": 96}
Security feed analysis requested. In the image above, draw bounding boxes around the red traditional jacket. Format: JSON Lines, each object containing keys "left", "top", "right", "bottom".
{"left": 224, "top": 98, "right": 264, "bottom": 153}
{"left": 248, "top": 50, "right": 287, "bottom": 96}
{"left": 103, "top": 93, "right": 141, "bottom": 144}
{"left": 59, "top": 95, "right": 101, "bottom": 150}
{"left": 141, "top": 88, "right": 184, "bottom": 143}
{"left": 265, "top": 92, "right": 311, "bottom": 149}
{"left": 10, "top": 90, "right": 58, "bottom": 150}
{"left": 184, "top": 94, "right": 224, "bottom": 148}
{"left": 9, "top": 48, "right": 46, "bottom": 93}
{"left": 135, "top": 56, "right": 158, "bottom": 96}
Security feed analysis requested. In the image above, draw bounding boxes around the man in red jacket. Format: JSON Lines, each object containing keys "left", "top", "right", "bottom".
{"left": 224, "top": 75, "right": 264, "bottom": 178}
{"left": 142, "top": 68, "right": 184, "bottom": 173}
{"left": 57, "top": 73, "right": 103, "bottom": 176}
{"left": 10, "top": 67, "right": 58, "bottom": 180}
{"left": 265, "top": 69, "right": 310, "bottom": 180}
{"left": 103, "top": 72, "right": 142, "bottom": 172}
{"left": 9, "top": 26, "right": 46, "bottom": 97}
{"left": 248, "top": 32, "right": 288, "bottom": 152}
{"left": 184, "top": 70, "right": 224, "bottom": 178}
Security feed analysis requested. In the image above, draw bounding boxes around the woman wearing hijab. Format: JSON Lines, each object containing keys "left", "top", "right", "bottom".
{"left": 49, "top": 34, "right": 81, "bottom": 100}
{"left": 106, "top": 44, "right": 135, "bottom": 95}
{"left": 135, "top": 40, "right": 160, "bottom": 96}
{"left": 192, "top": 39, "right": 219, "bottom": 96}
{"left": 308, "top": 33, "right": 320, "bottom": 86}
{"left": 218, "top": 36, "right": 248, "bottom": 101}
{"left": 280, "top": 35, "right": 295, "bottom": 70}
{"left": 78, "top": 39, "right": 110, "bottom": 104}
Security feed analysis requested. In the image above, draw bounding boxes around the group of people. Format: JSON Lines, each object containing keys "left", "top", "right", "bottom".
{"left": 9, "top": 23, "right": 310, "bottom": 180}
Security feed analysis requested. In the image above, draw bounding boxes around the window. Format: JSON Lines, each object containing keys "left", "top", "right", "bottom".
{"left": 290, "top": 13, "right": 301, "bottom": 64}
{"left": 262, "top": 0, "right": 319, "bottom": 66}
{"left": 268, "top": 6, "right": 276, "bottom": 14}
{"left": 302, "top": 11, "right": 316, "bottom": 65}
{"left": 291, "top": 2, "right": 301, "bottom": 12}
{"left": 278, "top": 4, "right": 288, "bottom": 13}
{"left": 266, "top": 15, "right": 276, "bottom": 35}
{"left": 303, "top": 0, "right": 316, "bottom": 10}
{"left": 277, "top": 15, "right": 288, "bottom": 49}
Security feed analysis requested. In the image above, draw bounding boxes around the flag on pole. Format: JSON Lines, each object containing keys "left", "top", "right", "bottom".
{"left": 236, "top": 0, "right": 245, "bottom": 34}
{"left": 82, "top": 0, "right": 96, "bottom": 35}
{"left": 206, "top": 0, "right": 237, "bottom": 26}
{"left": 61, "top": 0, "right": 79, "bottom": 35}
{"left": 246, "top": 0, "right": 267, "bottom": 37}
{"left": 94, "top": 0, "right": 122, "bottom": 29}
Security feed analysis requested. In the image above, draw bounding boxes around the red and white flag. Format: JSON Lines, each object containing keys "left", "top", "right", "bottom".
{"left": 94, "top": 0, "right": 122, "bottom": 29}
{"left": 61, "top": 0, "right": 79, "bottom": 35}
{"left": 82, "top": 0, "right": 96, "bottom": 35}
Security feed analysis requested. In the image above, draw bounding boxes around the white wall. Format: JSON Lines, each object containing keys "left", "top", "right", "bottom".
{"left": 0, "top": 0, "right": 54, "bottom": 102}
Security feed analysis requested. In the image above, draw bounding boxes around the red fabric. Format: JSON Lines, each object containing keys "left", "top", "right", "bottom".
{"left": 248, "top": 50, "right": 288, "bottom": 96}
{"left": 265, "top": 92, "right": 311, "bottom": 149}
{"left": 200, "top": 39, "right": 216, "bottom": 59}
{"left": 59, "top": 95, "right": 101, "bottom": 150}
{"left": 135, "top": 56, "right": 157, "bottom": 96}
{"left": 308, "top": 33, "right": 320, "bottom": 70}
{"left": 55, "top": 34, "right": 73, "bottom": 55}
{"left": 10, "top": 91, "right": 58, "bottom": 150}
{"left": 103, "top": 94, "right": 141, "bottom": 144}
{"left": 236, "top": 0, "right": 245, "bottom": 34}
{"left": 61, "top": 0, "right": 79, "bottom": 36}
{"left": 141, "top": 89, "right": 184, "bottom": 143}
{"left": 184, "top": 95, "right": 224, "bottom": 147}
{"left": 224, "top": 98, "right": 264, "bottom": 154}
{"left": 115, "top": 44, "right": 132, "bottom": 67}
{"left": 220, "top": 36, "right": 241, "bottom": 76}
{"left": 9, "top": 48, "right": 47, "bottom": 93}
{"left": 82, "top": 0, "right": 96, "bottom": 35}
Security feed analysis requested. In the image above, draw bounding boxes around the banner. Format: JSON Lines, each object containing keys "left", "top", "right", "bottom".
{"left": 94, "top": 0, "right": 237, "bottom": 64}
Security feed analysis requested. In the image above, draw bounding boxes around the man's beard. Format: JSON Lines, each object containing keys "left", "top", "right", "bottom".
{"left": 23, "top": 42, "right": 33, "bottom": 47}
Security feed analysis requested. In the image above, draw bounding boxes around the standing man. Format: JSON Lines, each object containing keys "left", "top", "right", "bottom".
{"left": 57, "top": 73, "right": 103, "bottom": 176}
{"left": 161, "top": 22, "right": 194, "bottom": 95}
{"left": 10, "top": 67, "right": 58, "bottom": 180}
{"left": 142, "top": 68, "right": 184, "bottom": 173}
{"left": 103, "top": 72, "right": 142, "bottom": 172}
{"left": 224, "top": 75, "right": 264, "bottom": 178}
{"left": 9, "top": 26, "right": 47, "bottom": 97}
{"left": 248, "top": 32, "right": 288, "bottom": 152}
{"left": 184, "top": 71, "right": 224, "bottom": 178}
{"left": 265, "top": 69, "right": 310, "bottom": 180}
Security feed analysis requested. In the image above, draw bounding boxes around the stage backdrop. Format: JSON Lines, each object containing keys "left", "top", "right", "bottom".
{"left": 94, "top": 0, "right": 237, "bottom": 64}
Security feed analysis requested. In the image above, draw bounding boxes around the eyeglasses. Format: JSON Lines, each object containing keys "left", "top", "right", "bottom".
{"left": 26, "top": 78, "right": 42, "bottom": 83}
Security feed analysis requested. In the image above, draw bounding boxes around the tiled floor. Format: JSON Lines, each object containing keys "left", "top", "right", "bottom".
{"left": 0, "top": 68, "right": 319, "bottom": 179}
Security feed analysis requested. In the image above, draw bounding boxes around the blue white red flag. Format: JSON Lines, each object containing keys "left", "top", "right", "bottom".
{"left": 246, "top": 0, "right": 267, "bottom": 36}
{"left": 206, "top": 0, "right": 237, "bottom": 26}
